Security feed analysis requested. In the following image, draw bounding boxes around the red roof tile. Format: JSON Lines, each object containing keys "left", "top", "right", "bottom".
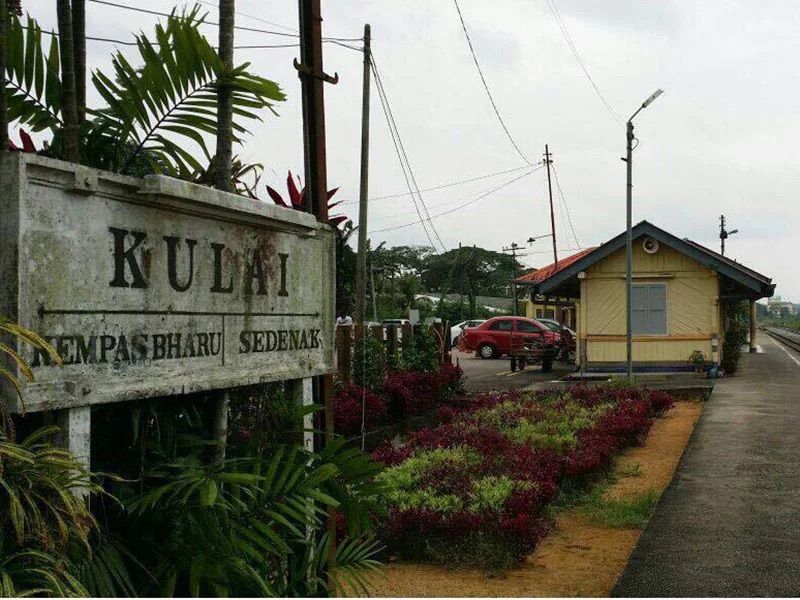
{"left": 516, "top": 247, "right": 597, "bottom": 284}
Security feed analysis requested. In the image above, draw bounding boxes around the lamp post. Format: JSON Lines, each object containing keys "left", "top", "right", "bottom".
{"left": 626, "top": 88, "right": 664, "bottom": 379}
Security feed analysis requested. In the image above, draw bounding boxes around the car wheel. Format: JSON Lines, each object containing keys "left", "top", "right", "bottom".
{"left": 452, "top": 335, "right": 460, "bottom": 349}
{"left": 478, "top": 343, "right": 497, "bottom": 359}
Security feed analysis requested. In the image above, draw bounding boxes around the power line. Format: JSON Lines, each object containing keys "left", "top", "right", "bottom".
{"left": 452, "top": 0, "right": 532, "bottom": 166}
{"left": 551, "top": 163, "right": 581, "bottom": 248}
{"left": 193, "top": 0, "right": 297, "bottom": 33}
{"left": 371, "top": 50, "right": 447, "bottom": 252}
{"left": 545, "top": 0, "right": 624, "bottom": 127}
{"left": 340, "top": 163, "right": 531, "bottom": 206}
{"left": 372, "top": 166, "right": 543, "bottom": 221}
{"left": 373, "top": 166, "right": 542, "bottom": 233}
{"left": 29, "top": 25, "right": 352, "bottom": 51}
{"left": 87, "top": 0, "right": 363, "bottom": 42}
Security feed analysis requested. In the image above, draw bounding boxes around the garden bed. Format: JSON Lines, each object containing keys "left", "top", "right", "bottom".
{"left": 370, "top": 399, "right": 703, "bottom": 597}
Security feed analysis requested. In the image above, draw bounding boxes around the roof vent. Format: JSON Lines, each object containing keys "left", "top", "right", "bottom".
{"left": 642, "top": 237, "right": 660, "bottom": 254}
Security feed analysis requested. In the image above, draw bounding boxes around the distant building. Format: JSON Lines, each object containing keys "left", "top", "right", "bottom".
{"left": 767, "top": 297, "right": 795, "bottom": 319}
{"left": 517, "top": 221, "right": 775, "bottom": 373}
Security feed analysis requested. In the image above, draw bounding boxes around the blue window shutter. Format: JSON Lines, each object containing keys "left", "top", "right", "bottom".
{"left": 648, "top": 284, "right": 667, "bottom": 334}
{"left": 632, "top": 285, "right": 648, "bottom": 334}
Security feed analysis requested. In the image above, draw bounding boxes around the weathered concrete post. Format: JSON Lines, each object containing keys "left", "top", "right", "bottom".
{"left": 56, "top": 406, "right": 91, "bottom": 498}
{"left": 289, "top": 377, "right": 314, "bottom": 452}
{"left": 749, "top": 299, "right": 757, "bottom": 353}
{"left": 212, "top": 391, "right": 229, "bottom": 464}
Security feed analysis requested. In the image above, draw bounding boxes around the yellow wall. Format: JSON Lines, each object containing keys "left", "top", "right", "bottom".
{"left": 525, "top": 300, "right": 576, "bottom": 327}
{"left": 580, "top": 243, "right": 719, "bottom": 366}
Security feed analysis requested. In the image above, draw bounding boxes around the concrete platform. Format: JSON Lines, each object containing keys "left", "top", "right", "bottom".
{"left": 613, "top": 335, "right": 800, "bottom": 596}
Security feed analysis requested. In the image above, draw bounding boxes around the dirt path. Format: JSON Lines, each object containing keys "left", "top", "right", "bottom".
{"left": 369, "top": 400, "right": 703, "bottom": 598}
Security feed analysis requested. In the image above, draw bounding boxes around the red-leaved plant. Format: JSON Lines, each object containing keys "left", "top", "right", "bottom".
{"left": 266, "top": 170, "right": 348, "bottom": 228}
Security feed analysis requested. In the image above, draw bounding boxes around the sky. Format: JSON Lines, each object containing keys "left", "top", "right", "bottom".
{"left": 21, "top": 0, "right": 800, "bottom": 301}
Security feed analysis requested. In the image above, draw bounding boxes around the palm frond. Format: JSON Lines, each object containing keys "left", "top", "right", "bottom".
{"left": 3, "top": 14, "right": 62, "bottom": 133}
{"left": 91, "top": 8, "right": 285, "bottom": 177}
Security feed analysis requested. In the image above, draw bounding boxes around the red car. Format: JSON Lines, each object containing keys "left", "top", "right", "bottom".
{"left": 463, "top": 316, "right": 561, "bottom": 361}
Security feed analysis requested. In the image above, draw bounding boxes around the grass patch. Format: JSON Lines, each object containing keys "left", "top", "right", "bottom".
{"left": 581, "top": 487, "right": 660, "bottom": 529}
{"left": 616, "top": 461, "right": 642, "bottom": 478}
{"left": 547, "top": 478, "right": 660, "bottom": 530}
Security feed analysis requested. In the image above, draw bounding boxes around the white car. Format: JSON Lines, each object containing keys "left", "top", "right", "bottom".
{"left": 451, "top": 319, "right": 487, "bottom": 347}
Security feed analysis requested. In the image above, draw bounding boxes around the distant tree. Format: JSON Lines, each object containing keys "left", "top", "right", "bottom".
{"left": 422, "top": 246, "right": 521, "bottom": 297}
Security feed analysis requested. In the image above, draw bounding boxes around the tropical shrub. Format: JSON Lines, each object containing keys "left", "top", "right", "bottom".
{"left": 5, "top": 8, "right": 284, "bottom": 178}
{"left": 352, "top": 330, "right": 388, "bottom": 392}
{"left": 334, "top": 383, "right": 385, "bottom": 436}
{"left": 0, "top": 427, "right": 110, "bottom": 597}
{"left": 374, "top": 384, "right": 675, "bottom": 570}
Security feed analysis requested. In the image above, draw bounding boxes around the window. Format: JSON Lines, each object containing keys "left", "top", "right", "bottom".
{"left": 536, "top": 309, "right": 543, "bottom": 318}
{"left": 544, "top": 309, "right": 555, "bottom": 319}
{"left": 517, "top": 320, "right": 543, "bottom": 333}
{"left": 632, "top": 283, "right": 667, "bottom": 335}
{"left": 489, "top": 319, "right": 513, "bottom": 332}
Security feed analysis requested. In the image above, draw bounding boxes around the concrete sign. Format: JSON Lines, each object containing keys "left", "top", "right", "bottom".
{"left": 0, "top": 155, "right": 335, "bottom": 412}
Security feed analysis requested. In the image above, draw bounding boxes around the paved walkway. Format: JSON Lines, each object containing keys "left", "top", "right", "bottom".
{"left": 614, "top": 335, "right": 800, "bottom": 596}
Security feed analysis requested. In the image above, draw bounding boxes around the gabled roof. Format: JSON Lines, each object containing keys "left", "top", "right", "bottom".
{"left": 516, "top": 247, "right": 597, "bottom": 285}
{"left": 533, "top": 220, "right": 774, "bottom": 299}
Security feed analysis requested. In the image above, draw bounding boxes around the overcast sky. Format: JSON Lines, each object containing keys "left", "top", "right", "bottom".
{"left": 22, "top": 0, "right": 799, "bottom": 301}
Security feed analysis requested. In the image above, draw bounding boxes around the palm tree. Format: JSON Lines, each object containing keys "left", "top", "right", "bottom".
{"left": 0, "top": 0, "right": 7, "bottom": 152}
{"left": 215, "top": 0, "right": 234, "bottom": 192}
{"left": 71, "top": 0, "right": 85, "bottom": 123}
{"left": 55, "top": 0, "right": 78, "bottom": 162}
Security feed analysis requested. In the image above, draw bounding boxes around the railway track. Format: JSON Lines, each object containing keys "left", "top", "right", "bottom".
{"left": 764, "top": 327, "right": 800, "bottom": 353}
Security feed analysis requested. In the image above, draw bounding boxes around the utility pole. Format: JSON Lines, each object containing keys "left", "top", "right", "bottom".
{"left": 719, "top": 214, "right": 738, "bottom": 256}
{"left": 354, "top": 24, "right": 372, "bottom": 324}
{"left": 296, "top": 1, "right": 338, "bottom": 589}
{"left": 544, "top": 145, "right": 558, "bottom": 266}
{"left": 502, "top": 242, "right": 521, "bottom": 316}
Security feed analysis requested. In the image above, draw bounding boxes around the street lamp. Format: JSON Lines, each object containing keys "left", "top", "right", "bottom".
{"left": 625, "top": 88, "right": 664, "bottom": 379}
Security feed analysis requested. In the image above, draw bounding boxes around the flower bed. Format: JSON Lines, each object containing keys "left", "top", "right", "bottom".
{"left": 373, "top": 384, "right": 675, "bottom": 570}
{"left": 334, "top": 364, "right": 465, "bottom": 436}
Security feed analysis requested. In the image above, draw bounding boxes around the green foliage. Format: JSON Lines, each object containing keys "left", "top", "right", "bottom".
{"left": 722, "top": 301, "right": 749, "bottom": 374}
{"left": 353, "top": 331, "right": 387, "bottom": 391}
{"left": 0, "top": 317, "right": 62, "bottom": 428}
{"left": 434, "top": 298, "right": 496, "bottom": 323}
{"left": 398, "top": 326, "right": 440, "bottom": 373}
{"left": 0, "top": 427, "right": 108, "bottom": 597}
{"left": 3, "top": 14, "right": 62, "bottom": 133}
{"left": 467, "top": 476, "right": 517, "bottom": 514}
{"left": 688, "top": 349, "right": 706, "bottom": 367}
{"left": 5, "top": 9, "right": 285, "bottom": 179}
{"left": 90, "top": 8, "right": 284, "bottom": 177}
{"left": 421, "top": 246, "right": 522, "bottom": 297}
{"left": 578, "top": 487, "right": 660, "bottom": 529}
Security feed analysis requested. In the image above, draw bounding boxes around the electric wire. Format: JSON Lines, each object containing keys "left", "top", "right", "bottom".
{"left": 193, "top": 0, "right": 297, "bottom": 33}
{"left": 452, "top": 0, "right": 533, "bottom": 166}
{"left": 87, "top": 0, "right": 363, "bottom": 41}
{"left": 28, "top": 27, "right": 346, "bottom": 50}
{"left": 371, "top": 50, "right": 447, "bottom": 252}
{"left": 372, "top": 167, "right": 543, "bottom": 222}
{"left": 551, "top": 163, "right": 582, "bottom": 249}
{"left": 545, "top": 0, "right": 624, "bottom": 127}
{"left": 340, "top": 163, "right": 531, "bottom": 206}
{"left": 372, "top": 51, "right": 446, "bottom": 251}
{"left": 372, "top": 166, "right": 542, "bottom": 233}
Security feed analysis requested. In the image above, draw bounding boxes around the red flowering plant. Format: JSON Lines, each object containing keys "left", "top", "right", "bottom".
{"left": 266, "top": 170, "right": 348, "bottom": 227}
{"left": 373, "top": 384, "right": 677, "bottom": 570}
{"left": 333, "top": 383, "right": 386, "bottom": 436}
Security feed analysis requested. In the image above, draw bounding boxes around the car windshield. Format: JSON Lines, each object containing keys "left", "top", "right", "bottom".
{"left": 540, "top": 320, "right": 562, "bottom": 333}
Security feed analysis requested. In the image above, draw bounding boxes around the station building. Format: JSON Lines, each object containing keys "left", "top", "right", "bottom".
{"left": 517, "top": 221, "right": 775, "bottom": 373}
